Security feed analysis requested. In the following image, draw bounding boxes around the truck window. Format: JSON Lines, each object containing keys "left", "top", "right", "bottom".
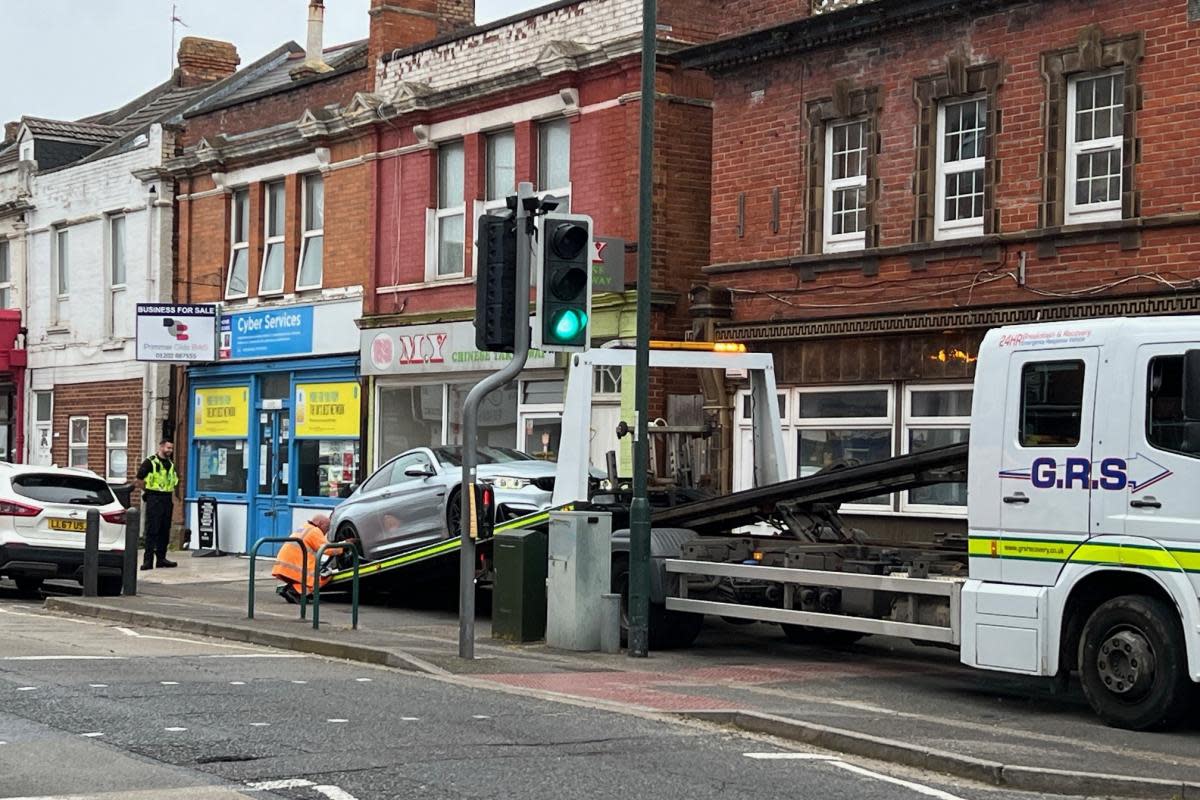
{"left": 1019, "top": 361, "right": 1083, "bottom": 447}
{"left": 1147, "top": 356, "right": 1200, "bottom": 457}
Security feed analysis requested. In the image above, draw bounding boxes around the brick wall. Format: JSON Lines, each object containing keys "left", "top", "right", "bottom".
{"left": 51, "top": 378, "right": 143, "bottom": 487}
{"left": 715, "top": 0, "right": 808, "bottom": 38}
{"left": 704, "top": 0, "right": 1200, "bottom": 325}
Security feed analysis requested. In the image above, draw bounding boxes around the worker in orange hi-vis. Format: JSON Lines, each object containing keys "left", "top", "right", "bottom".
{"left": 272, "top": 515, "right": 332, "bottom": 604}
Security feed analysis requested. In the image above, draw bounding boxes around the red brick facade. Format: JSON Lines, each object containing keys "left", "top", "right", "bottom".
{"left": 51, "top": 378, "right": 143, "bottom": 487}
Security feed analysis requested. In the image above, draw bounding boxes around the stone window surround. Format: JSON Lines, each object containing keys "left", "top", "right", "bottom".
{"left": 913, "top": 59, "right": 1003, "bottom": 243}
{"left": 805, "top": 82, "right": 882, "bottom": 256}
{"left": 1039, "top": 26, "right": 1144, "bottom": 229}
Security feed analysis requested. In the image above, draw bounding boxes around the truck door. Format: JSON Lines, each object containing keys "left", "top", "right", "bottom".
{"left": 1113, "top": 346, "right": 1200, "bottom": 566}
{"left": 999, "top": 348, "right": 1098, "bottom": 585}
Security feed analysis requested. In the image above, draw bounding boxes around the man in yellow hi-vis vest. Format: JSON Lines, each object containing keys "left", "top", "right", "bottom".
{"left": 135, "top": 438, "right": 179, "bottom": 570}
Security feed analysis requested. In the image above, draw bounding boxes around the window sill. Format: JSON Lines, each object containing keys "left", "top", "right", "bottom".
{"left": 379, "top": 276, "right": 474, "bottom": 293}
{"left": 100, "top": 340, "right": 127, "bottom": 352}
{"left": 46, "top": 325, "right": 70, "bottom": 335}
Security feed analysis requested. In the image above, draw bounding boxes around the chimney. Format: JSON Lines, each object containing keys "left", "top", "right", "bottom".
{"left": 292, "top": 1, "right": 334, "bottom": 80}
{"left": 177, "top": 37, "right": 241, "bottom": 88}
{"left": 368, "top": 0, "right": 475, "bottom": 72}
{"left": 3, "top": 122, "right": 19, "bottom": 147}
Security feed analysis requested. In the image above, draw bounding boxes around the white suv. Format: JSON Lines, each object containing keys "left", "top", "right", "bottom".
{"left": 0, "top": 463, "right": 128, "bottom": 595}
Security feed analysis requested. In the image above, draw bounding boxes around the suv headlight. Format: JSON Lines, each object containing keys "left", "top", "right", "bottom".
{"left": 493, "top": 476, "right": 531, "bottom": 490}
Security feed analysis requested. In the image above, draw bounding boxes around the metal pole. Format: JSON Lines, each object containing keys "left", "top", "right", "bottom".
{"left": 628, "top": 0, "right": 657, "bottom": 658}
{"left": 122, "top": 508, "right": 140, "bottom": 597}
{"left": 82, "top": 509, "right": 100, "bottom": 597}
{"left": 459, "top": 181, "right": 535, "bottom": 659}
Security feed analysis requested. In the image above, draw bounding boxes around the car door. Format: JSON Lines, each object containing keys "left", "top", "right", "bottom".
{"left": 378, "top": 451, "right": 446, "bottom": 551}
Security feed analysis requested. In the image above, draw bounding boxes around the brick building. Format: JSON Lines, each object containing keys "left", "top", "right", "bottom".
{"left": 678, "top": 0, "right": 1200, "bottom": 533}
{"left": 352, "top": 0, "right": 718, "bottom": 477}
{"left": 0, "top": 38, "right": 242, "bottom": 488}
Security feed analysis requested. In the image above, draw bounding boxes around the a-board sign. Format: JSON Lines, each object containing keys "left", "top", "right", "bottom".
{"left": 197, "top": 496, "right": 219, "bottom": 550}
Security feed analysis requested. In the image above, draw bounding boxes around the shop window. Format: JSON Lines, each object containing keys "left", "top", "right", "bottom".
{"left": 259, "top": 180, "right": 286, "bottom": 295}
{"left": 1019, "top": 361, "right": 1084, "bottom": 447}
{"left": 297, "top": 439, "right": 360, "bottom": 498}
{"left": 0, "top": 240, "right": 10, "bottom": 309}
{"left": 448, "top": 381, "right": 517, "bottom": 449}
{"left": 903, "top": 386, "right": 972, "bottom": 511}
{"left": 297, "top": 174, "right": 324, "bottom": 290}
{"left": 377, "top": 384, "right": 444, "bottom": 464}
{"left": 106, "top": 415, "right": 128, "bottom": 482}
{"left": 434, "top": 141, "right": 466, "bottom": 279}
{"left": 195, "top": 440, "right": 248, "bottom": 494}
{"left": 68, "top": 416, "right": 88, "bottom": 469}
{"left": 796, "top": 386, "right": 892, "bottom": 507}
{"left": 260, "top": 373, "right": 291, "bottom": 402}
{"left": 225, "top": 188, "right": 250, "bottom": 298}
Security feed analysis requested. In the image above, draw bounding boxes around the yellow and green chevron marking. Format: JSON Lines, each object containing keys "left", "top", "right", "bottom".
{"left": 968, "top": 536, "right": 1200, "bottom": 573}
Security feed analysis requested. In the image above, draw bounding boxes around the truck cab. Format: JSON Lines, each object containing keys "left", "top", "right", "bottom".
{"left": 963, "top": 317, "right": 1200, "bottom": 728}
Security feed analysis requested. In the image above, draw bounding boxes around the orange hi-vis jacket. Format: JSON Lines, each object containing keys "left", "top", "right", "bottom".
{"left": 270, "top": 524, "right": 330, "bottom": 594}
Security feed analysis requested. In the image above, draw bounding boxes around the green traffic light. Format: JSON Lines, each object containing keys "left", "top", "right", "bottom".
{"left": 550, "top": 308, "right": 588, "bottom": 341}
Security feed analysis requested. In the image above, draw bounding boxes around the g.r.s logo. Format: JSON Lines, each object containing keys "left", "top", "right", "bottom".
{"left": 1029, "top": 457, "right": 1128, "bottom": 490}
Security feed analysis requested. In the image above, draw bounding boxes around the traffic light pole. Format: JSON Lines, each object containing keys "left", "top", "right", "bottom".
{"left": 459, "top": 181, "right": 535, "bottom": 660}
{"left": 628, "top": 0, "right": 657, "bottom": 659}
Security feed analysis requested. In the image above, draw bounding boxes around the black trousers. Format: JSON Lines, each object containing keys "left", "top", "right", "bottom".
{"left": 143, "top": 494, "right": 173, "bottom": 563}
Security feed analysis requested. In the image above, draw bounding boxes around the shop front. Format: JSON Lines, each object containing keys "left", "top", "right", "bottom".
{"left": 361, "top": 320, "right": 565, "bottom": 470}
{"left": 184, "top": 299, "right": 362, "bottom": 555}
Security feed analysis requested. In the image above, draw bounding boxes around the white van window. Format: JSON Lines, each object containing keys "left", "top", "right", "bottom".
{"left": 1147, "top": 356, "right": 1200, "bottom": 457}
{"left": 1019, "top": 361, "right": 1084, "bottom": 447}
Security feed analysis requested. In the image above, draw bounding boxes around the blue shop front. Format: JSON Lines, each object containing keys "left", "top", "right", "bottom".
{"left": 184, "top": 299, "right": 363, "bottom": 555}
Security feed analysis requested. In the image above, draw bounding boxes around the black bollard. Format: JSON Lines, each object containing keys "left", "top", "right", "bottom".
{"left": 122, "top": 507, "right": 140, "bottom": 597}
{"left": 82, "top": 509, "right": 100, "bottom": 597}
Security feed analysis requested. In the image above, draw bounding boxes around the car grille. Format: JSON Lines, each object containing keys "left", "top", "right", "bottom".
{"left": 531, "top": 477, "right": 556, "bottom": 492}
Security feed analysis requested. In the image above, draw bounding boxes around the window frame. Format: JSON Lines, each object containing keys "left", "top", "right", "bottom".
{"left": 225, "top": 188, "right": 250, "bottom": 299}
{"left": 0, "top": 238, "right": 10, "bottom": 309}
{"left": 258, "top": 180, "right": 287, "bottom": 296}
{"left": 54, "top": 227, "right": 69, "bottom": 299}
{"left": 934, "top": 98, "right": 987, "bottom": 240}
{"left": 1017, "top": 360, "right": 1086, "bottom": 448}
{"left": 433, "top": 141, "right": 467, "bottom": 280}
{"left": 485, "top": 128, "right": 516, "bottom": 209}
{"left": 68, "top": 415, "right": 89, "bottom": 470}
{"left": 1144, "top": 355, "right": 1200, "bottom": 460}
{"left": 536, "top": 118, "right": 572, "bottom": 210}
{"left": 106, "top": 214, "right": 127, "bottom": 338}
{"left": 900, "top": 383, "right": 972, "bottom": 515}
{"left": 296, "top": 173, "right": 324, "bottom": 291}
{"left": 1064, "top": 70, "right": 1125, "bottom": 225}
{"left": 105, "top": 414, "right": 128, "bottom": 482}
{"left": 822, "top": 119, "right": 868, "bottom": 253}
{"left": 794, "top": 383, "right": 894, "bottom": 513}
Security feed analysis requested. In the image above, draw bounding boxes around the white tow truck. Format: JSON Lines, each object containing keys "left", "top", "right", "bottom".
{"left": 551, "top": 318, "right": 1200, "bottom": 730}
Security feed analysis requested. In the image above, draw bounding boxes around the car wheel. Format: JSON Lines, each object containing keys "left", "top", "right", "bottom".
{"left": 447, "top": 487, "right": 462, "bottom": 538}
{"left": 334, "top": 523, "right": 362, "bottom": 569}
{"left": 14, "top": 577, "right": 43, "bottom": 595}
{"left": 97, "top": 576, "right": 123, "bottom": 597}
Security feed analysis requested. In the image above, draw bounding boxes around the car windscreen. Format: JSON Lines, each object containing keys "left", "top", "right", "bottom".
{"left": 12, "top": 473, "right": 115, "bottom": 506}
{"left": 433, "top": 447, "right": 533, "bottom": 468}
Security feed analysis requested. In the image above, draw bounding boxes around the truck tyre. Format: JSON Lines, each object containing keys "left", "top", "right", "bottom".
{"left": 14, "top": 577, "right": 43, "bottom": 595}
{"left": 97, "top": 576, "right": 123, "bottom": 597}
{"left": 781, "top": 624, "right": 864, "bottom": 647}
{"left": 1078, "top": 594, "right": 1191, "bottom": 731}
{"left": 612, "top": 556, "right": 703, "bottom": 650}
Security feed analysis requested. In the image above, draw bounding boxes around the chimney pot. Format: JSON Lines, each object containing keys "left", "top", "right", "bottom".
{"left": 293, "top": 0, "right": 334, "bottom": 79}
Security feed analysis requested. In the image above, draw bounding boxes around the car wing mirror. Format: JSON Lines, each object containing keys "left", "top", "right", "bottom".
{"left": 404, "top": 466, "right": 434, "bottom": 478}
{"left": 1184, "top": 349, "right": 1200, "bottom": 421}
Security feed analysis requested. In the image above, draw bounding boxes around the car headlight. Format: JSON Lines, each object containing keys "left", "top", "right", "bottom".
{"left": 492, "top": 476, "right": 531, "bottom": 490}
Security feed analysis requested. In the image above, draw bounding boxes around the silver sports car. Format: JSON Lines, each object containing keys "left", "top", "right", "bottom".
{"left": 327, "top": 446, "right": 560, "bottom": 561}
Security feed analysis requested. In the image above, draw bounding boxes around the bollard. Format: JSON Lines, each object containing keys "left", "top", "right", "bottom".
{"left": 82, "top": 509, "right": 100, "bottom": 597}
{"left": 600, "top": 593, "right": 622, "bottom": 654}
{"left": 122, "top": 507, "right": 140, "bottom": 597}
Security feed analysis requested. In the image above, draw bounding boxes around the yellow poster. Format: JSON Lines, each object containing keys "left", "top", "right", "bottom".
{"left": 193, "top": 386, "right": 250, "bottom": 438}
{"left": 295, "top": 382, "right": 360, "bottom": 437}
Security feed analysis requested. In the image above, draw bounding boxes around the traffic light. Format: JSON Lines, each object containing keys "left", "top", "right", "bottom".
{"left": 474, "top": 213, "right": 518, "bottom": 352}
{"left": 535, "top": 212, "right": 593, "bottom": 352}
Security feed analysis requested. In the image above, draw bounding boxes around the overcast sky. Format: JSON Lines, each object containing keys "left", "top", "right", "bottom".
{"left": 0, "top": 0, "right": 543, "bottom": 126}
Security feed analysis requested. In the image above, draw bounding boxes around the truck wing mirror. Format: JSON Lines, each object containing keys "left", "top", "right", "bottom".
{"left": 1183, "top": 349, "right": 1200, "bottom": 421}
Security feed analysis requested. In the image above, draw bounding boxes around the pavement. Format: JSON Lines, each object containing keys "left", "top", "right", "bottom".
{"left": 0, "top": 601, "right": 1065, "bottom": 800}
{"left": 15, "top": 555, "right": 1200, "bottom": 798}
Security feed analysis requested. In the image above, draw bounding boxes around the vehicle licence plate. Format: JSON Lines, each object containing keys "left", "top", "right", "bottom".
{"left": 48, "top": 518, "right": 87, "bottom": 533}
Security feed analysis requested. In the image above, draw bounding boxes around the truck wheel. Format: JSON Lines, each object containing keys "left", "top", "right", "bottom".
{"left": 97, "top": 576, "right": 123, "bottom": 597}
{"left": 1078, "top": 595, "right": 1191, "bottom": 730}
{"left": 781, "top": 624, "right": 864, "bottom": 647}
{"left": 14, "top": 577, "right": 43, "bottom": 595}
{"left": 612, "top": 556, "right": 703, "bottom": 650}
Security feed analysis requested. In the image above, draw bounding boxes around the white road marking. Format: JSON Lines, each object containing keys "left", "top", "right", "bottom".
{"left": 15, "top": 686, "right": 36, "bottom": 691}
{"left": 0, "top": 741, "right": 7, "bottom": 745}
{"left": 291, "top": 680, "right": 308, "bottom": 684}
{"left": 829, "top": 761, "right": 969, "bottom": 800}
{"left": 354, "top": 677, "right": 372, "bottom": 682}
{"left": 250, "top": 722, "right": 270, "bottom": 727}
{"left": 314, "top": 785, "right": 361, "bottom": 800}
{"left": 160, "top": 681, "right": 180, "bottom": 685}
{"left": 246, "top": 778, "right": 315, "bottom": 791}
{"left": 743, "top": 752, "right": 838, "bottom": 760}
{"left": 472, "top": 715, "right": 491, "bottom": 720}
{"left": 164, "top": 727, "right": 187, "bottom": 732}
{"left": 0, "top": 606, "right": 98, "bottom": 625}
{"left": 200, "top": 653, "right": 305, "bottom": 659}
{"left": 80, "top": 732, "right": 104, "bottom": 738}
{"left": 116, "top": 627, "right": 139, "bottom": 637}
{"left": 400, "top": 717, "right": 419, "bottom": 721}
{"left": 326, "top": 718, "right": 349, "bottom": 723}
{"left": 89, "top": 684, "right": 108, "bottom": 688}
{"left": 230, "top": 681, "right": 246, "bottom": 685}
{"left": 2, "top": 655, "right": 124, "bottom": 661}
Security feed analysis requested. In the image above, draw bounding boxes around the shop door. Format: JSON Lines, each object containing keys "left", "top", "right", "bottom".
{"left": 252, "top": 409, "right": 292, "bottom": 555}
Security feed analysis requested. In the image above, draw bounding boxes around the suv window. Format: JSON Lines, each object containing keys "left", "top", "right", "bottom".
{"left": 1147, "top": 355, "right": 1200, "bottom": 456}
{"left": 12, "top": 473, "right": 115, "bottom": 506}
{"left": 1019, "top": 360, "right": 1084, "bottom": 447}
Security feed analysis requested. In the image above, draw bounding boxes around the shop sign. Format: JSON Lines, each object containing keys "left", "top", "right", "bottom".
{"left": 136, "top": 304, "right": 218, "bottom": 362}
{"left": 219, "top": 300, "right": 361, "bottom": 361}
{"left": 295, "top": 382, "right": 361, "bottom": 437}
{"left": 193, "top": 386, "right": 250, "bottom": 438}
{"left": 362, "top": 320, "right": 558, "bottom": 376}
{"left": 592, "top": 236, "right": 625, "bottom": 294}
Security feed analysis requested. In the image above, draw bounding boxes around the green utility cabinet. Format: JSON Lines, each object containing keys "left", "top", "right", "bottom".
{"left": 492, "top": 529, "right": 548, "bottom": 642}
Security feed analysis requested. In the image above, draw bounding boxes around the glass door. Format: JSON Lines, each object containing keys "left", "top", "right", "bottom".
{"left": 252, "top": 409, "right": 292, "bottom": 555}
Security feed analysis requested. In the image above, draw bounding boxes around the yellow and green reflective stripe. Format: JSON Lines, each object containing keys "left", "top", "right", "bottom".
{"left": 968, "top": 536, "right": 1200, "bottom": 573}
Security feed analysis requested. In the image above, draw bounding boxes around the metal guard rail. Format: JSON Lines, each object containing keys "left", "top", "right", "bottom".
{"left": 312, "top": 542, "right": 359, "bottom": 631}
{"left": 248, "top": 537, "right": 311, "bottom": 621}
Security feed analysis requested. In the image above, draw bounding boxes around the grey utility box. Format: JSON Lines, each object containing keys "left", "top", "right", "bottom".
{"left": 545, "top": 511, "right": 613, "bottom": 651}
